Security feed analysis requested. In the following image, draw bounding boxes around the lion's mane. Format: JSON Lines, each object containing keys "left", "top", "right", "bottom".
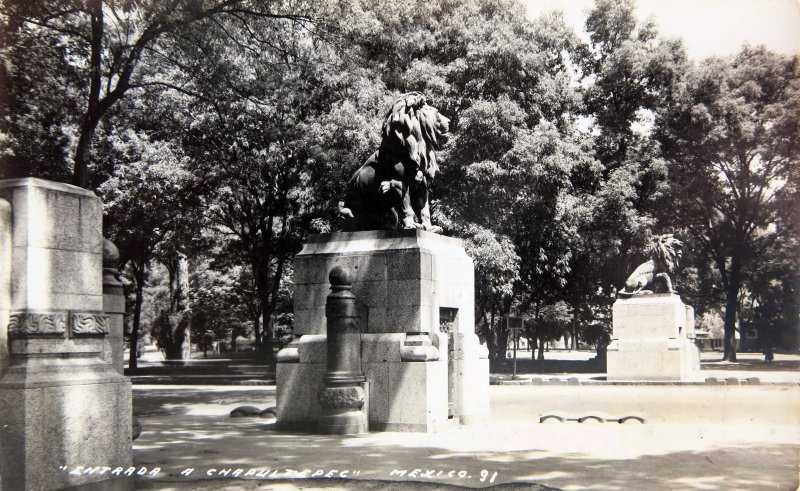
{"left": 340, "top": 92, "right": 450, "bottom": 232}
{"left": 653, "top": 234, "right": 683, "bottom": 272}
{"left": 380, "top": 92, "right": 449, "bottom": 179}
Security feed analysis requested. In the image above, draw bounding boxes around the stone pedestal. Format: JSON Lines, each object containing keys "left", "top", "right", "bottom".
{"left": 277, "top": 230, "right": 489, "bottom": 432}
{"left": 0, "top": 178, "right": 132, "bottom": 490}
{"left": 607, "top": 294, "right": 700, "bottom": 381}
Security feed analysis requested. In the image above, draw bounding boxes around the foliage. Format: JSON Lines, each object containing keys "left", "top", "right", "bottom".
{"left": 0, "top": 0, "right": 315, "bottom": 187}
{"left": 3, "top": 0, "right": 797, "bottom": 365}
{"left": 524, "top": 301, "right": 571, "bottom": 360}
{"left": 656, "top": 46, "right": 800, "bottom": 359}
{"left": 191, "top": 259, "right": 255, "bottom": 349}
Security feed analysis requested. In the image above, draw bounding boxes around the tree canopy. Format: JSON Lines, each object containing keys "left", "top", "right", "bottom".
{"left": 2, "top": 0, "right": 797, "bottom": 360}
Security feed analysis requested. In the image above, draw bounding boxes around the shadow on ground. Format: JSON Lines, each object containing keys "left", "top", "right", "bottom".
{"left": 701, "top": 358, "right": 800, "bottom": 372}
{"left": 490, "top": 357, "right": 605, "bottom": 374}
{"left": 128, "top": 418, "right": 798, "bottom": 491}
{"left": 133, "top": 387, "right": 276, "bottom": 418}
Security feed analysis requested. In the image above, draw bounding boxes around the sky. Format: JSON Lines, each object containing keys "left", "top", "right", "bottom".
{"left": 523, "top": 0, "right": 800, "bottom": 59}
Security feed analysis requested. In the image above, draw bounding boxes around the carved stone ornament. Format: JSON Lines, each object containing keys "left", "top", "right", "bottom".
{"left": 71, "top": 312, "right": 110, "bottom": 335}
{"left": 318, "top": 386, "right": 365, "bottom": 410}
{"left": 8, "top": 311, "right": 67, "bottom": 336}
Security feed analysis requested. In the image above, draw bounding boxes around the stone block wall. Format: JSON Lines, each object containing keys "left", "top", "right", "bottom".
{"left": 0, "top": 197, "right": 11, "bottom": 375}
{"left": 292, "top": 230, "right": 475, "bottom": 336}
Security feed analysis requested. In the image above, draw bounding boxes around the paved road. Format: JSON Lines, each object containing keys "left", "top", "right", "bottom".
{"left": 121, "top": 383, "right": 800, "bottom": 490}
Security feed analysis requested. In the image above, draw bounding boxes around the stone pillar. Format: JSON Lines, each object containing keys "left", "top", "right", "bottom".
{"left": 317, "top": 266, "right": 368, "bottom": 435}
{"left": 0, "top": 178, "right": 132, "bottom": 490}
{"left": 103, "top": 239, "right": 126, "bottom": 375}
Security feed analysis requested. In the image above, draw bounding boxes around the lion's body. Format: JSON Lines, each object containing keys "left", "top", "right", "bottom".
{"left": 341, "top": 151, "right": 405, "bottom": 231}
{"left": 340, "top": 93, "right": 449, "bottom": 232}
{"left": 618, "top": 235, "right": 683, "bottom": 297}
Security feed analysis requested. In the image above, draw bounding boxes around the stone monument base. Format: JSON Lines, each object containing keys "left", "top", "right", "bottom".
{"left": 277, "top": 230, "right": 489, "bottom": 432}
{"left": 0, "top": 360, "right": 132, "bottom": 490}
{"left": 607, "top": 294, "right": 700, "bottom": 381}
{"left": 278, "top": 333, "right": 467, "bottom": 432}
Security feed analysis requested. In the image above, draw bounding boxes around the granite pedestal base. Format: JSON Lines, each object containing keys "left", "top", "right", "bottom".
{"left": 0, "top": 360, "right": 132, "bottom": 490}
{"left": 277, "top": 230, "right": 489, "bottom": 432}
{"left": 607, "top": 294, "right": 700, "bottom": 381}
{"left": 0, "top": 178, "right": 132, "bottom": 490}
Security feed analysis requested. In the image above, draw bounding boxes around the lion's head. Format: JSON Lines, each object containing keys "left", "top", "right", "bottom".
{"left": 381, "top": 92, "right": 450, "bottom": 179}
{"left": 653, "top": 234, "right": 683, "bottom": 272}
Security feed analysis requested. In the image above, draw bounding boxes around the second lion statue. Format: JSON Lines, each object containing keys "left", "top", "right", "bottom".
{"left": 339, "top": 92, "right": 449, "bottom": 233}
{"left": 618, "top": 234, "right": 684, "bottom": 297}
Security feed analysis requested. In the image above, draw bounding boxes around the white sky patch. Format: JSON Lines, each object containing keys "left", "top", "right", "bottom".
{"left": 575, "top": 115, "right": 597, "bottom": 135}
{"left": 631, "top": 108, "right": 655, "bottom": 136}
{"left": 524, "top": 0, "right": 800, "bottom": 59}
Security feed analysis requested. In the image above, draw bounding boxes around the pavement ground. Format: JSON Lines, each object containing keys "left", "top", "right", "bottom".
{"left": 111, "top": 381, "right": 800, "bottom": 491}
{"left": 95, "top": 350, "right": 800, "bottom": 490}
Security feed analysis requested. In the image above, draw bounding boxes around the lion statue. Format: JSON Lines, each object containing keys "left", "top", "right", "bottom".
{"left": 617, "top": 234, "right": 684, "bottom": 297}
{"left": 338, "top": 92, "right": 449, "bottom": 233}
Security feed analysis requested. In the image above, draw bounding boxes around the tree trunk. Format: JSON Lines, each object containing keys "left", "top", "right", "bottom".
{"left": 73, "top": 0, "right": 104, "bottom": 188}
{"left": 164, "top": 252, "right": 191, "bottom": 360}
{"left": 128, "top": 261, "right": 146, "bottom": 369}
{"left": 253, "top": 313, "right": 261, "bottom": 348}
{"left": 572, "top": 324, "right": 579, "bottom": 351}
{"left": 72, "top": 121, "right": 97, "bottom": 188}
{"left": 537, "top": 337, "right": 545, "bottom": 360}
{"left": 722, "top": 256, "right": 741, "bottom": 362}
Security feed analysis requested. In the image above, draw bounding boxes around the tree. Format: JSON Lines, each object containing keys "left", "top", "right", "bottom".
{"left": 573, "top": 0, "right": 688, "bottom": 305}
{"left": 98, "top": 128, "right": 202, "bottom": 364}
{"left": 656, "top": 46, "right": 800, "bottom": 360}
{"left": 340, "top": 0, "right": 603, "bottom": 354}
{"left": 152, "top": 6, "right": 382, "bottom": 353}
{"left": 524, "top": 301, "right": 570, "bottom": 360}
{"left": 454, "top": 224, "right": 520, "bottom": 359}
{"left": 0, "top": 0, "right": 313, "bottom": 187}
{"left": 191, "top": 259, "right": 255, "bottom": 352}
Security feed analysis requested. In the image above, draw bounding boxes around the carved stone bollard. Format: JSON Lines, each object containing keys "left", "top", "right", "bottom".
{"left": 318, "top": 266, "right": 368, "bottom": 435}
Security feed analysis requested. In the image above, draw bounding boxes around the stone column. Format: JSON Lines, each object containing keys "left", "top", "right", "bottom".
{"left": 318, "top": 266, "right": 368, "bottom": 435}
{"left": 103, "top": 239, "right": 126, "bottom": 375}
{"left": 0, "top": 178, "right": 132, "bottom": 490}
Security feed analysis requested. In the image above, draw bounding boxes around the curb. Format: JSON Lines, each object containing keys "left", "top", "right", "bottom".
{"left": 130, "top": 377, "right": 276, "bottom": 386}
{"left": 490, "top": 376, "right": 798, "bottom": 386}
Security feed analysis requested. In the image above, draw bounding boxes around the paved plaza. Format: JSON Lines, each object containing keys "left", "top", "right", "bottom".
{"left": 85, "top": 351, "right": 800, "bottom": 490}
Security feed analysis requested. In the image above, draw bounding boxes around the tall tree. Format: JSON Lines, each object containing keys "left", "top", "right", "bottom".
{"left": 0, "top": 0, "right": 312, "bottom": 187}
{"left": 98, "top": 127, "right": 203, "bottom": 363}
{"left": 152, "top": 6, "right": 380, "bottom": 352}
{"left": 656, "top": 46, "right": 800, "bottom": 360}
{"left": 578, "top": 0, "right": 688, "bottom": 294}
{"left": 336, "top": 0, "right": 601, "bottom": 356}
